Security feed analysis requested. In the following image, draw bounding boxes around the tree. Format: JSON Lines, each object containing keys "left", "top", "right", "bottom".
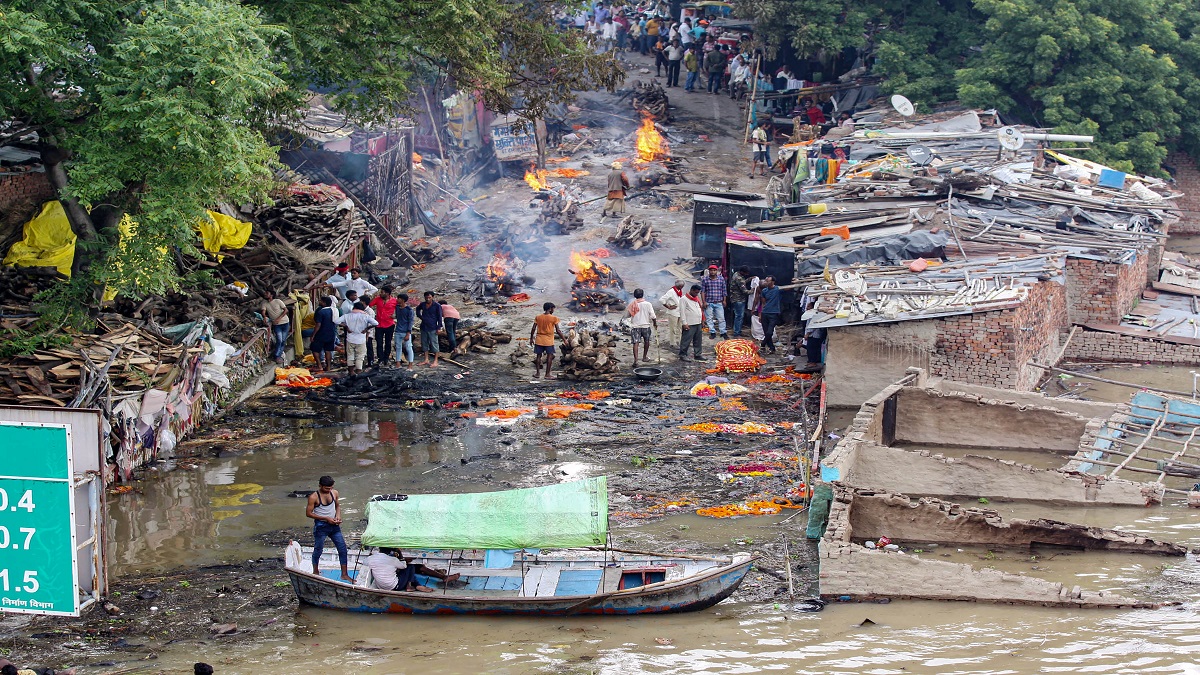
{"left": 0, "top": 0, "right": 621, "bottom": 313}
{"left": 955, "top": 0, "right": 1187, "bottom": 174}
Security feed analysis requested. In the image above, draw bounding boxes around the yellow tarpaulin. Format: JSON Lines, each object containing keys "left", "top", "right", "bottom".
{"left": 5, "top": 203, "right": 252, "bottom": 279}
{"left": 196, "top": 210, "right": 252, "bottom": 257}
{"left": 2, "top": 201, "right": 77, "bottom": 277}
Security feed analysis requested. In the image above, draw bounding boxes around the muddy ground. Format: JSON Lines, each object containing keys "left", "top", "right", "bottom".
{"left": 0, "top": 53, "right": 820, "bottom": 671}
{"left": 3, "top": 355, "right": 825, "bottom": 672}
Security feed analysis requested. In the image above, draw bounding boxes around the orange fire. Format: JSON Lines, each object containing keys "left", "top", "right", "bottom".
{"left": 524, "top": 166, "right": 550, "bottom": 190}
{"left": 486, "top": 252, "right": 513, "bottom": 281}
{"left": 549, "top": 168, "right": 589, "bottom": 178}
{"left": 584, "top": 247, "right": 612, "bottom": 259}
{"left": 570, "top": 250, "right": 615, "bottom": 287}
{"left": 635, "top": 114, "right": 668, "bottom": 163}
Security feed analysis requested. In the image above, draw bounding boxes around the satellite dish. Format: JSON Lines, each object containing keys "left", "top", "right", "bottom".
{"left": 907, "top": 144, "right": 934, "bottom": 166}
{"left": 891, "top": 95, "right": 915, "bottom": 117}
{"left": 997, "top": 126, "right": 1025, "bottom": 151}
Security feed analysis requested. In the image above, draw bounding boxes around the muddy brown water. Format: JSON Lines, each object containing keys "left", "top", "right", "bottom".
{"left": 97, "top": 398, "right": 1200, "bottom": 674}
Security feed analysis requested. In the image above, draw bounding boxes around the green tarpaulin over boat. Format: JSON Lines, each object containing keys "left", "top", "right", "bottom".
{"left": 361, "top": 477, "right": 608, "bottom": 550}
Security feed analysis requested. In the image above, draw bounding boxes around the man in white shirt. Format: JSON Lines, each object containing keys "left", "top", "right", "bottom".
{"left": 750, "top": 122, "right": 770, "bottom": 177}
{"left": 336, "top": 301, "right": 379, "bottom": 373}
{"left": 339, "top": 290, "right": 359, "bottom": 317}
{"left": 600, "top": 18, "right": 617, "bottom": 52}
{"left": 343, "top": 268, "right": 378, "bottom": 299}
{"left": 327, "top": 263, "right": 351, "bottom": 299}
{"left": 678, "top": 284, "right": 706, "bottom": 361}
{"left": 365, "top": 548, "right": 425, "bottom": 592}
{"left": 658, "top": 280, "right": 686, "bottom": 349}
{"left": 627, "top": 288, "right": 658, "bottom": 367}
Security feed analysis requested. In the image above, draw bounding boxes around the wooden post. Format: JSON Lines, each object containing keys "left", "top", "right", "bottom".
{"left": 743, "top": 54, "right": 761, "bottom": 144}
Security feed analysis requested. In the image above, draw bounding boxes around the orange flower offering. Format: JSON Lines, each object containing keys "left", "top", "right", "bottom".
{"left": 484, "top": 408, "right": 535, "bottom": 419}
{"left": 681, "top": 421, "right": 775, "bottom": 435}
{"left": 585, "top": 390, "right": 612, "bottom": 400}
{"left": 557, "top": 391, "right": 585, "bottom": 399}
{"left": 541, "top": 404, "right": 594, "bottom": 419}
{"left": 696, "top": 497, "right": 805, "bottom": 518}
{"left": 720, "top": 398, "right": 748, "bottom": 411}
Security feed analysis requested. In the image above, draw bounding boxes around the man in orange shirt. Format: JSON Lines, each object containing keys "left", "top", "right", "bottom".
{"left": 530, "top": 302, "right": 567, "bottom": 379}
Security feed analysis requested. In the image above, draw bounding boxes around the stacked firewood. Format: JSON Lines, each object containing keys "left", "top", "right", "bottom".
{"left": 0, "top": 323, "right": 195, "bottom": 407}
{"left": 449, "top": 329, "right": 512, "bottom": 356}
{"left": 253, "top": 190, "right": 366, "bottom": 257}
{"left": 555, "top": 328, "right": 621, "bottom": 381}
{"left": 632, "top": 82, "right": 670, "bottom": 122}
{"left": 0, "top": 266, "right": 62, "bottom": 319}
{"left": 537, "top": 193, "right": 583, "bottom": 235}
{"left": 608, "top": 216, "right": 660, "bottom": 250}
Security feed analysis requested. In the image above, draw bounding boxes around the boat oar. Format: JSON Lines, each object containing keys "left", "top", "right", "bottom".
{"left": 562, "top": 592, "right": 616, "bottom": 614}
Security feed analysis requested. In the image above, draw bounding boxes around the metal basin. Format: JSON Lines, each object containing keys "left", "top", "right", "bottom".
{"left": 633, "top": 367, "right": 663, "bottom": 381}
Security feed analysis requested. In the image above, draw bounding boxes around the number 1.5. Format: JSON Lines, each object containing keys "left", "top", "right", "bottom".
{"left": 0, "top": 569, "right": 39, "bottom": 593}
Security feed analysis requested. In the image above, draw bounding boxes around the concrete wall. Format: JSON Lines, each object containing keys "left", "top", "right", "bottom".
{"left": 844, "top": 490, "right": 1184, "bottom": 553}
{"left": 825, "top": 281, "right": 1067, "bottom": 408}
{"left": 847, "top": 444, "right": 1155, "bottom": 505}
{"left": 893, "top": 388, "right": 1093, "bottom": 451}
{"left": 825, "top": 323, "right": 935, "bottom": 408}
{"left": 928, "top": 380, "right": 1117, "bottom": 420}
{"left": 1064, "top": 327, "right": 1200, "bottom": 366}
{"left": 819, "top": 487, "right": 1163, "bottom": 607}
{"left": 1065, "top": 254, "right": 1150, "bottom": 325}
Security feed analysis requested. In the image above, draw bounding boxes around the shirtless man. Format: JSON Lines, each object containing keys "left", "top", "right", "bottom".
{"left": 305, "top": 475, "right": 352, "bottom": 582}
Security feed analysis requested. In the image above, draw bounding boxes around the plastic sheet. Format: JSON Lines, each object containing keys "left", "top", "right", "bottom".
{"left": 3, "top": 201, "right": 76, "bottom": 276}
{"left": 361, "top": 477, "right": 608, "bottom": 550}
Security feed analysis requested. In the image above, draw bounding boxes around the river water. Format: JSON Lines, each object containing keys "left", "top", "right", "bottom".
{"left": 104, "top": 393, "right": 1200, "bottom": 675}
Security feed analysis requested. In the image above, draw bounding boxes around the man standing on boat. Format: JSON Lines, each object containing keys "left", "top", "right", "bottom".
{"left": 306, "top": 475, "right": 352, "bottom": 582}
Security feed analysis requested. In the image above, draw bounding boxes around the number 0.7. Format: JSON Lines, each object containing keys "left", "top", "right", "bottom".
{"left": 0, "top": 489, "right": 34, "bottom": 512}
{"left": 0, "top": 527, "right": 34, "bottom": 549}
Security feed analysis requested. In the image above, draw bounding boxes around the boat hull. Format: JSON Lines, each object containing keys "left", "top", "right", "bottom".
{"left": 287, "top": 556, "right": 753, "bottom": 616}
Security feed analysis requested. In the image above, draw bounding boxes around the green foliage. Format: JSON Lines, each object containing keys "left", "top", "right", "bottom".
{"left": 741, "top": 0, "right": 1200, "bottom": 173}
{"left": 0, "top": 325, "right": 74, "bottom": 358}
{"left": 0, "top": 0, "right": 620, "bottom": 314}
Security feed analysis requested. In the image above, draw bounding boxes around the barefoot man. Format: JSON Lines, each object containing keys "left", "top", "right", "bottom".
{"left": 531, "top": 302, "right": 566, "bottom": 379}
{"left": 306, "top": 475, "right": 353, "bottom": 582}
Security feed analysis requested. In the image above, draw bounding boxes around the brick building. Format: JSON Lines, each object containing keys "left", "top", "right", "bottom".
{"left": 1166, "top": 151, "right": 1200, "bottom": 234}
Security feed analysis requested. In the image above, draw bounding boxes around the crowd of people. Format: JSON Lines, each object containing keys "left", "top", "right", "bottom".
{"left": 260, "top": 262, "right": 461, "bottom": 374}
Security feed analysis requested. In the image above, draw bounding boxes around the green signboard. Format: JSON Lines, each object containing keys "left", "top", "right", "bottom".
{"left": 0, "top": 423, "right": 77, "bottom": 616}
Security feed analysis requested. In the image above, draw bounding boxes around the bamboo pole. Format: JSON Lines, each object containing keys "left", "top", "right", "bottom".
{"left": 743, "top": 55, "right": 761, "bottom": 144}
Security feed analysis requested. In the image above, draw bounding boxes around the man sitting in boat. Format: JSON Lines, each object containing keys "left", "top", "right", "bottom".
{"left": 366, "top": 548, "right": 460, "bottom": 592}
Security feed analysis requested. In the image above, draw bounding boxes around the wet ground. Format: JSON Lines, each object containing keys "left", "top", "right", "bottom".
{"left": 8, "top": 53, "right": 1200, "bottom": 675}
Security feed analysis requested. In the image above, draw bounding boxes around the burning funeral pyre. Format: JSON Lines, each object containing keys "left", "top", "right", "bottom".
{"left": 475, "top": 251, "right": 532, "bottom": 302}
{"left": 568, "top": 250, "right": 628, "bottom": 312}
{"left": 629, "top": 114, "right": 685, "bottom": 187}
{"left": 524, "top": 165, "right": 585, "bottom": 235}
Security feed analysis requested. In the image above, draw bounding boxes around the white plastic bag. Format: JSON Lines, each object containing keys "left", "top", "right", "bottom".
{"left": 751, "top": 314, "right": 765, "bottom": 341}
{"left": 203, "top": 338, "right": 237, "bottom": 367}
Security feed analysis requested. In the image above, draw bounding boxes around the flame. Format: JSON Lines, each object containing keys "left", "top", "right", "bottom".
{"left": 570, "top": 250, "right": 614, "bottom": 287}
{"left": 524, "top": 166, "right": 550, "bottom": 190}
{"left": 635, "top": 114, "right": 668, "bottom": 163}
{"left": 549, "top": 168, "right": 589, "bottom": 178}
{"left": 486, "top": 252, "right": 513, "bottom": 282}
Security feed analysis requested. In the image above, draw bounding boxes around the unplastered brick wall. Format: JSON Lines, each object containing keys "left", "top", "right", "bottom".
{"left": 1064, "top": 328, "right": 1200, "bottom": 366}
{"left": 1167, "top": 152, "right": 1200, "bottom": 235}
{"left": 931, "top": 280, "right": 1067, "bottom": 389}
{"left": 0, "top": 171, "right": 55, "bottom": 251}
{"left": 1065, "top": 253, "right": 1149, "bottom": 325}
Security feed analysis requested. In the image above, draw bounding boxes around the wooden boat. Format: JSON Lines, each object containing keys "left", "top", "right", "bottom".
{"left": 283, "top": 477, "right": 754, "bottom": 615}
{"left": 284, "top": 544, "right": 755, "bottom": 615}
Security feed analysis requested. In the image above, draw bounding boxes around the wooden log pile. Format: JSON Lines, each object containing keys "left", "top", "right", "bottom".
{"left": 0, "top": 322, "right": 196, "bottom": 407}
{"left": 537, "top": 193, "right": 583, "bottom": 235}
{"left": 253, "top": 186, "right": 367, "bottom": 257}
{"left": 0, "top": 266, "right": 62, "bottom": 326}
{"left": 631, "top": 82, "right": 670, "bottom": 122}
{"left": 448, "top": 329, "right": 512, "bottom": 356}
{"left": 556, "top": 328, "right": 621, "bottom": 381}
{"left": 608, "top": 216, "right": 661, "bottom": 250}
